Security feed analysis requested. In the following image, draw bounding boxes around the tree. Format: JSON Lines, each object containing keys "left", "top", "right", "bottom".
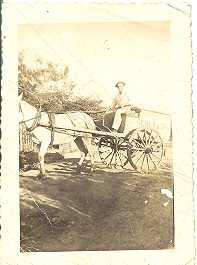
{"left": 18, "top": 53, "right": 75, "bottom": 109}
{"left": 18, "top": 54, "right": 105, "bottom": 119}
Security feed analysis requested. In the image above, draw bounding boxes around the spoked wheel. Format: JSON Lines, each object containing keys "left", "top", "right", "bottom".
{"left": 98, "top": 137, "right": 129, "bottom": 169}
{"left": 126, "top": 126, "right": 165, "bottom": 173}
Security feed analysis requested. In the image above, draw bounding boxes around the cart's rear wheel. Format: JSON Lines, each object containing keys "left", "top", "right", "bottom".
{"left": 126, "top": 126, "right": 165, "bottom": 173}
{"left": 98, "top": 137, "right": 129, "bottom": 169}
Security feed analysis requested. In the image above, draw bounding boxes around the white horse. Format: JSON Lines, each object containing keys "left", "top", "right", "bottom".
{"left": 18, "top": 93, "right": 96, "bottom": 180}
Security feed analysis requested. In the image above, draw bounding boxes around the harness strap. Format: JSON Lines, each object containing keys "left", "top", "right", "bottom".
{"left": 66, "top": 112, "right": 77, "bottom": 127}
{"left": 26, "top": 109, "right": 41, "bottom": 132}
{"left": 82, "top": 113, "right": 89, "bottom": 129}
{"left": 67, "top": 112, "right": 90, "bottom": 130}
{"left": 47, "top": 112, "right": 55, "bottom": 147}
{"left": 66, "top": 113, "right": 83, "bottom": 138}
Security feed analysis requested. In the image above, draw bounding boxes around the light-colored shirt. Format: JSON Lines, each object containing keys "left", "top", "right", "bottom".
{"left": 112, "top": 90, "right": 130, "bottom": 109}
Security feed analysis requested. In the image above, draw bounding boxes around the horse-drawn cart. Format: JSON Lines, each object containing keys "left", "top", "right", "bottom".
{"left": 50, "top": 107, "right": 171, "bottom": 174}
{"left": 19, "top": 94, "right": 171, "bottom": 177}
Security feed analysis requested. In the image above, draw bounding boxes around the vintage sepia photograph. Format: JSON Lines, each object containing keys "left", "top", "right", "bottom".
{"left": 2, "top": 2, "right": 195, "bottom": 265}
{"left": 18, "top": 21, "right": 174, "bottom": 252}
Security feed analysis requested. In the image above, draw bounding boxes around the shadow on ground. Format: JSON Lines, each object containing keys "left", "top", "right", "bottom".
{"left": 20, "top": 149, "right": 174, "bottom": 252}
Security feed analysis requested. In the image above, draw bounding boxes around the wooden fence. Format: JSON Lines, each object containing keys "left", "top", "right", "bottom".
{"left": 19, "top": 124, "right": 35, "bottom": 152}
{"left": 19, "top": 124, "right": 77, "bottom": 154}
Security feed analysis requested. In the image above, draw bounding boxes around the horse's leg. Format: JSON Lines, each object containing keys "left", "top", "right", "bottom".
{"left": 37, "top": 140, "right": 50, "bottom": 180}
{"left": 74, "top": 137, "right": 88, "bottom": 175}
{"left": 82, "top": 134, "right": 95, "bottom": 176}
{"left": 76, "top": 152, "right": 86, "bottom": 175}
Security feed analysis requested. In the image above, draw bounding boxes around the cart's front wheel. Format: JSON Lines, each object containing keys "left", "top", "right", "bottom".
{"left": 126, "top": 126, "right": 165, "bottom": 173}
{"left": 98, "top": 137, "right": 129, "bottom": 169}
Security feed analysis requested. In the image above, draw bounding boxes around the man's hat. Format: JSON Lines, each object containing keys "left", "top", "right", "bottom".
{"left": 115, "top": 81, "right": 126, "bottom": 87}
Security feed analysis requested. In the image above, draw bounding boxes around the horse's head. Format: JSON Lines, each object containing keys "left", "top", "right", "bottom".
{"left": 18, "top": 92, "right": 24, "bottom": 123}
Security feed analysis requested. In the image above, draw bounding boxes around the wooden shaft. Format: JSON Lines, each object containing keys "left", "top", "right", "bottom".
{"left": 45, "top": 125, "right": 125, "bottom": 138}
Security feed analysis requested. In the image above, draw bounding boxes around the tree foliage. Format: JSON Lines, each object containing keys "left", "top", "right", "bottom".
{"left": 18, "top": 53, "right": 105, "bottom": 120}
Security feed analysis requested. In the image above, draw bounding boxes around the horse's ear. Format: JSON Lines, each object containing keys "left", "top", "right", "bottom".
{"left": 18, "top": 92, "right": 23, "bottom": 102}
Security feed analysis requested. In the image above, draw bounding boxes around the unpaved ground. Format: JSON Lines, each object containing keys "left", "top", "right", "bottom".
{"left": 20, "top": 143, "right": 174, "bottom": 252}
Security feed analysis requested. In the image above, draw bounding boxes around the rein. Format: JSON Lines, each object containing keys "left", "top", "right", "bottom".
{"left": 84, "top": 110, "right": 109, "bottom": 114}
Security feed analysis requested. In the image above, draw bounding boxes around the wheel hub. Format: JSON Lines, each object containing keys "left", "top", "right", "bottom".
{"left": 144, "top": 146, "right": 152, "bottom": 154}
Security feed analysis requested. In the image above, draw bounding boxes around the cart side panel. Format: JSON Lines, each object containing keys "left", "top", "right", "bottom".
{"left": 139, "top": 110, "right": 171, "bottom": 142}
{"left": 124, "top": 115, "right": 141, "bottom": 135}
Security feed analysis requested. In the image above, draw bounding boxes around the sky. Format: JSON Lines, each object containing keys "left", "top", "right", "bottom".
{"left": 18, "top": 22, "right": 171, "bottom": 112}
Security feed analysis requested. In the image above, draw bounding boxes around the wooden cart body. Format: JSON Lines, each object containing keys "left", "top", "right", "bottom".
{"left": 103, "top": 108, "right": 171, "bottom": 142}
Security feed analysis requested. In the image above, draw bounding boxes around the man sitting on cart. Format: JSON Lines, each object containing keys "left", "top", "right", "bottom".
{"left": 111, "top": 81, "right": 131, "bottom": 133}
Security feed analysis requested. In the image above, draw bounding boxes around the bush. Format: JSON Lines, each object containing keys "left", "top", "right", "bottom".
{"left": 19, "top": 151, "right": 39, "bottom": 171}
{"left": 19, "top": 151, "right": 65, "bottom": 172}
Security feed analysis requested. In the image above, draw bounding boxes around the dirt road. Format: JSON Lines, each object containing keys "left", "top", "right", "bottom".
{"left": 20, "top": 143, "right": 174, "bottom": 252}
